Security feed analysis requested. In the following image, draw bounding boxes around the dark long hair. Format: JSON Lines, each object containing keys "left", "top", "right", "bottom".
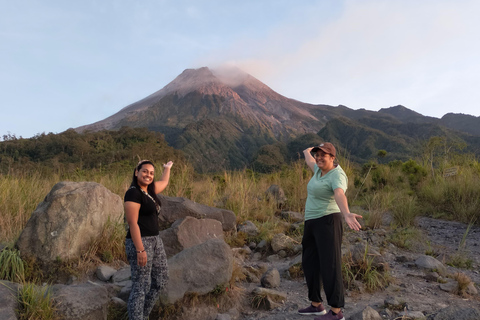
{"left": 130, "top": 160, "right": 162, "bottom": 208}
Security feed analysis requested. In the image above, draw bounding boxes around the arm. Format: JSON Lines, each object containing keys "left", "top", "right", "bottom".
{"left": 303, "top": 147, "right": 316, "bottom": 173}
{"left": 124, "top": 201, "right": 147, "bottom": 266}
{"left": 334, "top": 188, "right": 362, "bottom": 231}
{"left": 154, "top": 161, "right": 173, "bottom": 194}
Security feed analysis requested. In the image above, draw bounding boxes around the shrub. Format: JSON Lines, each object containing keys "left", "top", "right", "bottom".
{"left": 17, "top": 282, "right": 57, "bottom": 320}
{"left": 0, "top": 246, "right": 25, "bottom": 282}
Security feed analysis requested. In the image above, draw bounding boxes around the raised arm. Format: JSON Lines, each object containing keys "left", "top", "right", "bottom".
{"left": 303, "top": 147, "right": 316, "bottom": 173}
{"left": 153, "top": 161, "right": 173, "bottom": 194}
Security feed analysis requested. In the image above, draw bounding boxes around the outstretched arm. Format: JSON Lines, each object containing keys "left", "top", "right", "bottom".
{"left": 303, "top": 147, "right": 316, "bottom": 173}
{"left": 334, "top": 188, "right": 362, "bottom": 231}
{"left": 154, "top": 161, "right": 173, "bottom": 194}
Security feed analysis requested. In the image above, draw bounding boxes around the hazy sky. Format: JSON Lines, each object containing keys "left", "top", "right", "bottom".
{"left": 1, "top": 0, "right": 479, "bottom": 139}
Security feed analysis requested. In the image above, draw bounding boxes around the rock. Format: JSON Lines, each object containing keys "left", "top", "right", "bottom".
{"left": 177, "top": 305, "right": 218, "bottom": 320}
{"left": 112, "top": 266, "right": 131, "bottom": 284}
{"left": 349, "top": 305, "right": 383, "bottom": 320}
{"left": 350, "top": 242, "right": 387, "bottom": 270}
{"left": 52, "top": 283, "right": 109, "bottom": 320}
{"left": 261, "top": 268, "right": 280, "bottom": 288}
{"left": 384, "top": 296, "right": 406, "bottom": 310}
{"left": 399, "top": 310, "right": 426, "bottom": 319}
{"left": 216, "top": 313, "right": 231, "bottom": 320}
{"left": 424, "top": 271, "right": 440, "bottom": 282}
{"left": 257, "top": 240, "right": 268, "bottom": 250}
{"left": 110, "top": 297, "right": 127, "bottom": 307}
{"left": 96, "top": 265, "right": 117, "bottom": 282}
{"left": 118, "top": 281, "right": 132, "bottom": 302}
{"left": 439, "top": 279, "right": 457, "bottom": 293}
{"left": 270, "top": 233, "right": 296, "bottom": 253}
{"left": 279, "top": 211, "right": 304, "bottom": 223}
{"left": 161, "top": 238, "right": 233, "bottom": 304}
{"left": 251, "top": 287, "right": 287, "bottom": 310}
{"left": 466, "top": 282, "right": 478, "bottom": 295}
{"left": 430, "top": 305, "right": 480, "bottom": 320}
{"left": 265, "top": 185, "right": 287, "bottom": 207}
{"left": 237, "top": 221, "right": 259, "bottom": 237}
{"left": 0, "top": 281, "right": 19, "bottom": 320}
{"left": 16, "top": 181, "right": 123, "bottom": 264}
{"left": 415, "top": 255, "right": 447, "bottom": 275}
{"left": 159, "top": 216, "right": 224, "bottom": 258}
{"left": 158, "top": 195, "right": 236, "bottom": 231}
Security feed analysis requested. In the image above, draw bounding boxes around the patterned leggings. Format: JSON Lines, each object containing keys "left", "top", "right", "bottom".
{"left": 126, "top": 235, "right": 168, "bottom": 320}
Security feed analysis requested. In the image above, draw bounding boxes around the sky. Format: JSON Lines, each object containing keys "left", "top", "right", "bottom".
{"left": 1, "top": 0, "right": 480, "bottom": 139}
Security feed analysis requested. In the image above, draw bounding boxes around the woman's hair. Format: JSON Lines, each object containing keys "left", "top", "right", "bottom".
{"left": 131, "top": 160, "right": 162, "bottom": 208}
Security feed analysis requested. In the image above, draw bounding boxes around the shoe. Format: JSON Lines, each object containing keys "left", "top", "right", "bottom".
{"left": 298, "top": 303, "right": 326, "bottom": 316}
{"left": 314, "top": 309, "right": 345, "bottom": 320}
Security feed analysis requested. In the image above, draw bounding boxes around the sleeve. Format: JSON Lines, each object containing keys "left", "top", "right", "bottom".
{"left": 124, "top": 187, "right": 142, "bottom": 204}
{"left": 331, "top": 171, "right": 348, "bottom": 192}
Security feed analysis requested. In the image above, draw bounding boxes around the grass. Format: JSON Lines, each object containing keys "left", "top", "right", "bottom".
{"left": 17, "top": 282, "right": 57, "bottom": 320}
{"left": 0, "top": 246, "right": 25, "bottom": 282}
{"left": 342, "top": 245, "right": 391, "bottom": 293}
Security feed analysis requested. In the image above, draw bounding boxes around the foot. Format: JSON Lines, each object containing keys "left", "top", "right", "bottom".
{"left": 314, "top": 309, "right": 345, "bottom": 320}
{"left": 297, "top": 303, "right": 326, "bottom": 316}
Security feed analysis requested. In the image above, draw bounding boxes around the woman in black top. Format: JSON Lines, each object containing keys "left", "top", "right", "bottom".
{"left": 124, "top": 159, "right": 173, "bottom": 320}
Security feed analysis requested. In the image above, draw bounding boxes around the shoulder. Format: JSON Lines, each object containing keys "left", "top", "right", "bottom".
{"left": 124, "top": 187, "right": 143, "bottom": 203}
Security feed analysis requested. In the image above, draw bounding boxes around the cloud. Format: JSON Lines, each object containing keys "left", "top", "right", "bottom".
{"left": 202, "top": 0, "right": 480, "bottom": 117}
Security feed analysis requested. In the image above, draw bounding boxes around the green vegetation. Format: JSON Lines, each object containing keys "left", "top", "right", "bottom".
{"left": 1, "top": 129, "right": 479, "bottom": 309}
{"left": 17, "top": 283, "right": 57, "bottom": 320}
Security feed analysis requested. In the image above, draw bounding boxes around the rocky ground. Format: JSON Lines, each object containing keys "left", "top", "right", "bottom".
{"left": 236, "top": 216, "right": 480, "bottom": 320}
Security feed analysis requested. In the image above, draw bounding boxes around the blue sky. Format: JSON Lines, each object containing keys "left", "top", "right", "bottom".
{"left": 1, "top": 0, "right": 479, "bottom": 139}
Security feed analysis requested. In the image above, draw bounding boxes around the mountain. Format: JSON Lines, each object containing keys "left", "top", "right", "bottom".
{"left": 76, "top": 67, "right": 480, "bottom": 171}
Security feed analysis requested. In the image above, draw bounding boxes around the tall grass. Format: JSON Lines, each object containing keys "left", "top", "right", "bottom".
{"left": 17, "top": 282, "right": 57, "bottom": 320}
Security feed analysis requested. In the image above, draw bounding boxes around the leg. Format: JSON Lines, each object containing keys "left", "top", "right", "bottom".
{"left": 126, "top": 238, "right": 152, "bottom": 320}
{"left": 302, "top": 219, "right": 323, "bottom": 303}
{"left": 143, "top": 236, "right": 169, "bottom": 318}
{"left": 316, "top": 213, "right": 345, "bottom": 308}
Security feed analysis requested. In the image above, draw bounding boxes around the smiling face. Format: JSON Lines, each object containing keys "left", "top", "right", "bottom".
{"left": 135, "top": 163, "right": 155, "bottom": 189}
{"left": 314, "top": 150, "right": 335, "bottom": 172}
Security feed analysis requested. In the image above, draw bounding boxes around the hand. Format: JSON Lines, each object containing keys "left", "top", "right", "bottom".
{"left": 344, "top": 212, "right": 363, "bottom": 231}
{"left": 137, "top": 251, "right": 147, "bottom": 266}
{"left": 163, "top": 161, "right": 173, "bottom": 169}
{"left": 303, "top": 147, "right": 314, "bottom": 154}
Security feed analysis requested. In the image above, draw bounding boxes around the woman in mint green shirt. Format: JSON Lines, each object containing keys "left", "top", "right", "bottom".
{"left": 297, "top": 143, "right": 362, "bottom": 320}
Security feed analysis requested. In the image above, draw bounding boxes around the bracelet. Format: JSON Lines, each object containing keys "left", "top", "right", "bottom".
{"left": 136, "top": 249, "right": 145, "bottom": 253}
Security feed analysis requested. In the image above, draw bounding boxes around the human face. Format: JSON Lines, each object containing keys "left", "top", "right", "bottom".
{"left": 135, "top": 164, "right": 155, "bottom": 188}
{"left": 314, "top": 151, "right": 335, "bottom": 171}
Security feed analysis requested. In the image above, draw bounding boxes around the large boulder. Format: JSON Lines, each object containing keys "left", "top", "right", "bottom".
{"left": 16, "top": 181, "right": 123, "bottom": 264}
{"left": 270, "top": 233, "right": 297, "bottom": 253}
{"left": 158, "top": 195, "right": 236, "bottom": 231}
{"left": 0, "top": 281, "right": 19, "bottom": 320}
{"left": 161, "top": 238, "right": 233, "bottom": 304}
{"left": 52, "top": 283, "right": 109, "bottom": 320}
{"left": 159, "top": 216, "right": 224, "bottom": 258}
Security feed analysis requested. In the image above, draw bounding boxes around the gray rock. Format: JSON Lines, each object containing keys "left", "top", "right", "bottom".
{"left": 159, "top": 216, "right": 224, "bottom": 258}
{"left": 158, "top": 195, "right": 236, "bottom": 231}
{"left": 16, "top": 181, "right": 123, "bottom": 263}
{"left": 270, "top": 233, "right": 296, "bottom": 253}
{"left": 430, "top": 305, "right": 480, "bottom": 320}
{"left": 118, "top": 281, "right": 132, "bottom": 302}
{"left": 350, "top": 305, "right": 383, "bottom": 320}
{"left": 52, "top": 283, "right": 109, "bottom": 320}
{"left": 161, "top": 238, "right": 233, "bottom": 304}
{"left": 0, "top": 281, "right": 19, "bottom": 320}
{"left": 466, "top": 282, "right": 478, "bottom": 295}
{"left": 261, "top": 268, "right": 280, "bottom": 288}
{"left": 237, "top": 221, "right": 259, "bottom": 237}
{"left": 279, "top": 211, "right": 304, "bottom": 223}
{"left": 439, "top": 279, "right": 457, "bottom": 293}
{"left": 265, "top": 185, "right": 287, "bottom": 207}
{"left": 415, "top": 255, "right": 447, "bottom": 275}
{"left": 350, "top": 242, "right": 387, "bottom": 270}
{"left": 112, "top": 266, "right": 131, "bottom": 284}
{"left": 216, "top": 313, "right": 232, "bottom": 320}
{"left": 110, "top": 297, "right": 127, "bottom": 307}
{"left": 96, "top": 265, "right": 117, "bottom": 282}
{"left": 399, "top": 310, "right": 425, "bottom": 319}
{"left": 257, "top": 240, "right": 268, "bottom": 250}
{"left": 251, "top": 287, "right": 287, "bottom": 310}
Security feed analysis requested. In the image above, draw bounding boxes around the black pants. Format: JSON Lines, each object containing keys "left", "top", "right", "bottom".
{"left": 302, "top": 213, "right": 344, "bottom": 308}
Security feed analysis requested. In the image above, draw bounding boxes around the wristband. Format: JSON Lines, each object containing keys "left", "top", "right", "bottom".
{"left": 136, "top": 249, "right": 145, "bottom": 253}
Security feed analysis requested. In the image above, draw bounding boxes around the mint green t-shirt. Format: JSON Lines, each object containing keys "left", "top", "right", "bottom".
{"left": 304, "top": 164, "right": 348, "bottom": 221}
